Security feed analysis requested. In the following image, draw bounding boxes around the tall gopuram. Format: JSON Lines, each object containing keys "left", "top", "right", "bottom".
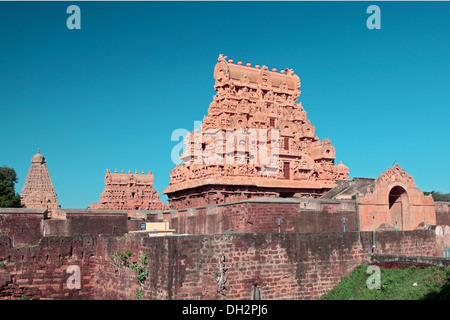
{"left": 90, "top": 169, "right": 169, "bottom": 211}
{"left": 163, "top": 55, "right": 350, "bottom": 210}
{"left": 21, "top": 149, "right": 60, "bottom": 211}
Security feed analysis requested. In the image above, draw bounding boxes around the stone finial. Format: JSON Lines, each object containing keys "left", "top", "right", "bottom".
{"left": 246, "top": 62, "right": 251, "bottom": 67}
{"left": 218, "top": 54, "right": 227, "bottom": 62}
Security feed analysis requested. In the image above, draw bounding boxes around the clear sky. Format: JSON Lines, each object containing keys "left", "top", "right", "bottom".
{"left": 0, "top": 1, "right": 449, "bottom": 208}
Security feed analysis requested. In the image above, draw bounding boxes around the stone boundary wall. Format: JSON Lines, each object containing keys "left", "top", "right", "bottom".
{"left": 0, "top": 208, "right": 129, "bottom": 239}
{"left": 371, "top": 253, "right": 450, "bottom": 268}
{"left": 158, "top": 198, "right": 358, "bottom": 235}
{"left": 0, "top": 199, "right": 445, "bottom": 240}
{"left": 0, "top": 229, "right": 438, "bottom": 300}
{"left": 0, "top": 235, "right": 98, "bottom": 300}
{"left": 435, "top": 202, "right": 450, "bottom": 226}
{"left": 0, "top": 209, "right": 47, "bottom": 247}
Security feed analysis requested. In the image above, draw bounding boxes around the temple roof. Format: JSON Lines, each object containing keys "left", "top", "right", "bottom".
{"left": 31, "top": 149, "right": 46, "bottom": 164}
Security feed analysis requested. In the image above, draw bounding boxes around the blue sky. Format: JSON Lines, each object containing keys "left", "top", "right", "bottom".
{"left": 0, "top": 1, "right": 449, "bottom": 208}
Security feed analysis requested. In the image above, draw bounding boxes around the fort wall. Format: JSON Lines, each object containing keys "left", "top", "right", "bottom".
{"left": 0, "top": 229, "right": 441, "bottom": 300}
{"left": 436, "top": 202, "right": 450, "bottom": 226}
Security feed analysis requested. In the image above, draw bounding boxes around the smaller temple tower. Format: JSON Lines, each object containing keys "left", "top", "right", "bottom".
{"left": 21, "top": 149, "right": 60, "bottom": 211}
{"left": 90, "top": 169, "right": 169, "bottom": 211}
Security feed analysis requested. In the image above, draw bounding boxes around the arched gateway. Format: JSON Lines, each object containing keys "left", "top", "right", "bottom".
{"left": 357, "top": 164, "right": 435, "bottom": 231}
{"left": 388, "top": 185, "right": 409, "bottom": 231}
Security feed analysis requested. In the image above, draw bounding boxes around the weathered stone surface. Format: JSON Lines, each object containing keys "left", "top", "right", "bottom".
{"left": 21, "top": 149, "right": 59, "bottom": 213}
{"left": 356, "top": 164, "right": 436, "bottom": 231}
{"left": 164, "top": 55, "right": 349, "bottom": 209}
{"left": 0, "top": 230, "right": 441, "bottom": 300}
{"left": 90, "top": 169, "right": 168, "bottom": 211}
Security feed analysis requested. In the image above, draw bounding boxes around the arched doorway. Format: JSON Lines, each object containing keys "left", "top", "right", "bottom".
{"left": 389, "top": 186, "right": 410, "bottom": 230}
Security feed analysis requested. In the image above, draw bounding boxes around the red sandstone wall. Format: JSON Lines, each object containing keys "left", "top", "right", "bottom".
{"left": 435, "top": 202, "right": 450, "bottom": 226}
{"left": 150, "top": 230, "right": 436, "bottom": 300}
{"left": 0, "top": 230, "right": 439, "bottom": 300}
{"left": 0, "top": 212, "right": 45, "bottom": 247}
{"left": 0, "top": 236, "right": 98, "bottom": 300}
{"left": 66, "top": 213, "right": 128, "bottom": 236}
{"left": 164, "top": 201, "right": 358, "bottom": 235}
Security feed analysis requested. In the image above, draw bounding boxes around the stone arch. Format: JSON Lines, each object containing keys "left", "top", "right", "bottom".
{"left": 388, "top": 185, "right": 410, "bottom": 231}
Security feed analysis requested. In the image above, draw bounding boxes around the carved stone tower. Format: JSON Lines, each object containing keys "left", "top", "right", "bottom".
{"left": 21, "top": 149, "right": 60, "bottom": 211}
{"left": 90, "top": 169, "right": 169, "bottom": 211}
{"left": 163, "top": 55, "right": 350, "bottom": 209}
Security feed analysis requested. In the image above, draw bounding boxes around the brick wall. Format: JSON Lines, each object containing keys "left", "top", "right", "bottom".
{"left": 0, "top": 229, "right": 439, "bottom": 300}
{"left": 435, "top": 202, "right": 450, "bottom": 226}
{"left": 66, "top": 213, "right": 128, "bottom": 236}
{"left": 162, "top": 199, "right": 359, "bottom": 235}
{"left": 0, "top": 209, "right": 47, "bottom": 247}
{"left": 0, "top": 236, "right": 97, "bottom": 300}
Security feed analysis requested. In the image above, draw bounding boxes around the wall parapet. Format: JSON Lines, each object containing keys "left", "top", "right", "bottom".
{"left": 371, "top": 253, "right": 450, "bottom": 268}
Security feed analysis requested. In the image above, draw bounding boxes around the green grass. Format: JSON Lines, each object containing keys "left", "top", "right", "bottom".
{"left": 320, "top": 264, "right": 450, "bottom": 300}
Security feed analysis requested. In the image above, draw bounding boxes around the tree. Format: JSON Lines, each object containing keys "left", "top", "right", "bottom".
{"left": 0, "top": 166, "right": 23, "bottom": 207}
{"left": 423, "top": 191, "right": 450, "bottom": 202}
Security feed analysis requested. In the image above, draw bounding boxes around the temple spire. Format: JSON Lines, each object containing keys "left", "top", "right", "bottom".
{"left": 21, "top": 150, "right": 59, "bottom": 211}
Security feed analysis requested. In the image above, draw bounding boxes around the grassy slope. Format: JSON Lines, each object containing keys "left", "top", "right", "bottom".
{"left": 320, "top": 264, "right": 450, "bottom": 300}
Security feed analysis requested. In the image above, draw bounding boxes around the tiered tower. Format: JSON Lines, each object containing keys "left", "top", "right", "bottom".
{"left": 90, "top": 169, "right": 168, "bottom": 211}
{"left": 163, "top": 55, "right": 350, "bottom": 209}
{"left": 21, "top": 149, "right": 60, "bottom": 211}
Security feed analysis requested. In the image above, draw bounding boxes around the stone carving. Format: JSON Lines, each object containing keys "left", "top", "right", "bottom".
{"left": 164, "top": 55, "right": 349, "bottom": 209}
{"left": 357, "top": 164, "right": 436, "bottom": 232}
{"left": 216, "top": 255, "right": 228, "bottom": 296}
{"left": 90, "top": 169, "right": 168, "bottom": 211}
{"left": 21, "top": 149, "right": 60, "bottom": 212}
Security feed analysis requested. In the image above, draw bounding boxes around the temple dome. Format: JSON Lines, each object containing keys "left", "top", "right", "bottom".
{"left": 31, "top": 149, "right": 46, "bottom": 164}
{"left": 337, "top": 161, "right": 349, "bottom": 173}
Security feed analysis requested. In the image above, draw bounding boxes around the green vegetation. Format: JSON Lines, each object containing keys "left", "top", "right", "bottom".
{"left": 130, "top": 254, "right": 149, "bottom": 285}
{"left": 135, "top": 288, "right": 144, "bottom": 300}
{"left": 423, "top": 191, "right": 450, "bottom": 202}
{"left": 109, "top": 249, "right": 149, "bottom": 300}
{"left": 0, "top": 166, "right": 22, "bottom": 208}
{"left": 320, "top": 264, "right": 450, "bottom": 300}
{"left": 110, "top": 249, "right": 132, "bottom": 269}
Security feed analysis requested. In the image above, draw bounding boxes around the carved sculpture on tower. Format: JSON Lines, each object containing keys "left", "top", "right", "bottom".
{"left": 90, "top": 169, "right": 168, "bottom": 211}
{"left": 21, "top": 149, "right": 60, "bottom": 212}
{"left": 163, "top": 55, "right": 350, "bottom": 209}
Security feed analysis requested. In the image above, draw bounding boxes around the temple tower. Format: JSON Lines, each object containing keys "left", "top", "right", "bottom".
{"left": 21, "top": 149, "right": 60, "bottom": 211}
{"left": 90, "top": 169, "right": 169, "bottom": 211}
{"left": 163, "top": 55, "right": 350, "bottom": 209}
